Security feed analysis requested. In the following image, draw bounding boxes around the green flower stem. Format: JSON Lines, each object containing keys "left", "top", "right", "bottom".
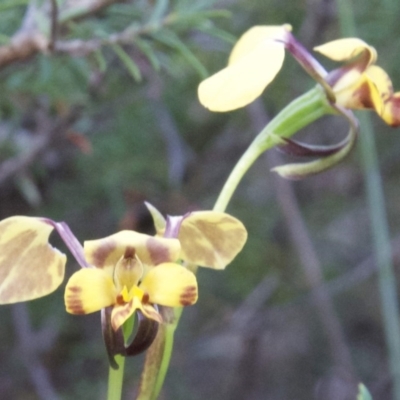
{"left": 106, "top": 316, "right": 135, "bottom": 400}
{"left": 137, "top": 307, "right": 183, "bottom": 400}
{"left": 213, "top": 86, "right": 334, "bottom": 212}
{"left": 137, "top": 86, "right": 335, "bottom": 400}
{"left": 359, "top": 112, "right": 400, "bottom": 391}
{"left": 149, "top": 307, "right": 183, "bottom": 400}
{"left": 337, "top": 1, "right": 400, "bottom": 399}
{"left": 107, "top": 355, "right": 125, "bottom": 400}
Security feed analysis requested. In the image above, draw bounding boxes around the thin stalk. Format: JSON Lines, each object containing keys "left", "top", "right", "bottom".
{"left": 358, "top": 113, "right": 400, "bottom": 396}
{"left": 107, "top": 355, "right": 125, "bottom": 400}
{"left": 336, "top": 1, "right": 400, "bottom": 398}
{"left": 150, "top": 308, "right": 183, "bottom": 400}
{"left": 106, "top": 315, "right": 134, "bottom": 400}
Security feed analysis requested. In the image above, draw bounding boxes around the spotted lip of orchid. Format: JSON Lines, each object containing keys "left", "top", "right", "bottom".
{"left": 314, "top": 38, "right": 400, "bottom": 127}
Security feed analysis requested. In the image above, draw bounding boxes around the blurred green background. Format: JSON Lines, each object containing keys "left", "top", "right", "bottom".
{"left": 1, "top": 0, "right": 400, "bottom": 399}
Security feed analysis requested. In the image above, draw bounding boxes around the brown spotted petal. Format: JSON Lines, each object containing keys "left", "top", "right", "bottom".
{"left": 382, "top": 93, "right": 400, "bottom": 127}
{"left": 0, "top": 216, "right": 66, "bottom": 304}
{"left": 83, "top": 231, "right": 181, "bottom": 274}
{"left": 65, "top": 268, "right": 116, "bottom": 315}
{"left": 364, "top": 65, "right": 400, "bottom": 126}
{"left": 111, "top": 297, "right": 162, "bottom": 331}
{"left": 178, "top": 211, "right": 247, "bottom": 269}
{"left": 140, "top": 262, "right": 198, "bottom": 307}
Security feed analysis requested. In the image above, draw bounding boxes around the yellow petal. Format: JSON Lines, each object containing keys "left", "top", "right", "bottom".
{"left": 65, "top": 268, "right": 116, "bottom": 314}
{"left": 335, "top": 73, "right": 383, "bottom": 113}
{"left": 111, "top": 297, "right": 162, "bottom": 331}
{"left": 140, "top": 262, "right": 198, "bottom": 307}
{"left": 365, "top": 65, "right": 393, "bottom": 101}
{"left": 228, "top": 25, "right": 291, "bottom": 64}
{"left": 198, "top": 27, "right": 287, "bottom": 111}
{"left": 178, "top": 211, "right": 247, "bottom": 269}
{"left": 314, "top": 38, "right": 377, "bottom": 64}
{"left": 0, "top": 216, "right": 66, "bottom": 304}
{"left": 381, "top": 92, "right": 400, "bottom": 127}
{"left": 84, "top": 231, "right": 181, "bottom": 274}
{"left": 363, "top": 65, "right": 400, "bottom": 126}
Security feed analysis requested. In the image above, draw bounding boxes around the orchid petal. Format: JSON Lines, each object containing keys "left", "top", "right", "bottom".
{"left": 228, "top": 25, "right": 291, "bottom": 64}
{"left": 140, "top": 262, "right": 198, "bottom": 307}
{"left": 365, "top": 65, "right": 393, "bottom": 100}
{"left": 273, "top": 109, "right": 358, "bottom": 179}
{"left": 381, "top": 93, "right": 400, "bottom": 127}
{"left": 335, "top": 72, "right": 384, "bottom": 114}
{"left": 365, "top": 66, "right": 400, "bottom": 126}
{"left": 111, "top": 297, "right": 161, "bottom": 331}
{"left": 277, "top": 136, "right": 351, "bottom": 157}
{"left": 198, "top": 26, "right": 290, "bottom": 112}
{"left": 83, "top": 231, "right": 181, "bottom": 274}
{"left": 65, "top": 268, "right": 116, "bottom": 314}
{"left": 124, "top": 315, "right": 159, "bottom": 357}
{"left": 144, "top": 202, "right": 166, "bottom": 236}
{"left": 178, "top": 211, "right": 247, "bottom": 269}
{"left": 0, "top": 216, "right": 66, "bottom": 304}
{"left": 111, "top": 299, "right": 137, "bottom": 331}
{"left": 314, "top": 38, "right": 377, "bottom": 64}
{"left": 315, "top": 39, "right": 377, "bottom": 93}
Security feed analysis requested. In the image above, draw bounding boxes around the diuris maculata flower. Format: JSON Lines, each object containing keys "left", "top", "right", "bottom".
{"left": 0, "top": 207, "right": 247, "bottom": 362}
{"left": 198, "top": 24, "right": 400, "bottom": 126}
{"left": 314, "top": 38, "right": 400, "bottom": 127}
{"left": 198, "top": 24, "right": 400, "bottom": 179}
{"left": 64, "top": 230, "right": 197, "bottom": 331}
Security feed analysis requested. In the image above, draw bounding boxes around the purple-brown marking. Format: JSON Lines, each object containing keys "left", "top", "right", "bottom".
{"left": 142, "top": 292, "right": 150, "bottom": 304}
{"left": 353, "top": 81, "right": 374, "bottom": 109}
{"left": 179, "top": 285, "right": 197, "bottom": 306}
{"left": 124, "top": 246, "right": 135, "bottom": 259}
{"left": 91, "top": 239, "right": 116, "bottom": 268}
{"left": 0, "top": 228, "right": 64, "bottom": 302}
{"left": 146, "top": 237, "right": 170, "bottom": 265}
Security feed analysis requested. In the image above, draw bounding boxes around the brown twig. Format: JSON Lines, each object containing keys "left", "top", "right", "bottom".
{"left": 0, "top": 109, "right": 79, "bottom": 186}
{"left": 0, "top": 0, "right": 122, "bottom": 68}
{"left": 48, "top": 0, "right": 59, "bottom": 52}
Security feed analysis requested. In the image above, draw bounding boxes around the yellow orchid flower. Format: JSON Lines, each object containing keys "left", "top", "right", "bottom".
{"left": 198, "top": 25, "right": 400, "bottom": 127}
{"left": 0, "top": 207, "right": 247, "bottom": 330}
{"left": 314, "top": 38, "right": 400, "bottom": 126}
{"left": 0, "top": 208, "right": 247, "bottom": 364}
{"left": 64, "top": 231, "right": 197, "bottom": 332}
